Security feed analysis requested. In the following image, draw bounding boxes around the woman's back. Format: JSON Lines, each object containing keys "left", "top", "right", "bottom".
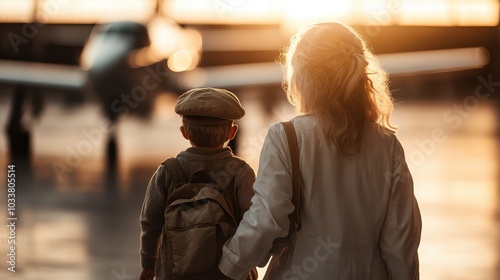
{"left": 285, "top": 115, "right": 419, "bottom": 279}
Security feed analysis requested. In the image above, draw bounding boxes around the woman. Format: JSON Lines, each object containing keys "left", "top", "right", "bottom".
{"left": 219, "top": 22, "right": 421, "bottom": 279}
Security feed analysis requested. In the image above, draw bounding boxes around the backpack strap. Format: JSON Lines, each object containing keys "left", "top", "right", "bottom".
{"left": 162, "top": 158, "right": 186, "bottom": 196}
{"left": 220, "top": 157, "right": 246, "bottom": 223}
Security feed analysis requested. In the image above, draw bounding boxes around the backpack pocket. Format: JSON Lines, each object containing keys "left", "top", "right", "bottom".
{"left": 167, "top": 224, "right": 217, "bottom": 275}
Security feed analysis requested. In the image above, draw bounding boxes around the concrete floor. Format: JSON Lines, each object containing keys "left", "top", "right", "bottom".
{"left": 0, "top": 86, "right": 499, "bottom": 279}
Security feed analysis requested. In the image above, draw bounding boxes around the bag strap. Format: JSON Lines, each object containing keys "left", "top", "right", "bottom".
{"left": 220, "top": 157, "right": 246, "bottom": 223}
{"left": 281, "top": 121, "right": 302, "bottom": 231}
{"left": 262, "top": 122, "right": 302, "bottom": 280}
{"left": 162, "top": 158, "right": 186, "bottom": 196}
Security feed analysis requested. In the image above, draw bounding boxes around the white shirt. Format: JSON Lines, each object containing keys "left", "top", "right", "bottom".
{"left": 219, "top": 115, "right": 421, "bottom": 280}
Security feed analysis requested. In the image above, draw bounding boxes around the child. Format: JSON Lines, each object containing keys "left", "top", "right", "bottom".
{"left": 139, "top": 87, "right": 257, "bottom": 280}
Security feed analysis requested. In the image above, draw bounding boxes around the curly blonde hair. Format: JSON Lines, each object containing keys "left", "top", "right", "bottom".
{"left": 282, "top": 22, "right": 395, "bottom": 155}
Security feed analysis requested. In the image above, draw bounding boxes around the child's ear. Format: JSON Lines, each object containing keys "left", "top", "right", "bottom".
{"left": 180, "top": 126, "right": 190, "bottom": 140}
{"left": 228, "top": 124, "right": 238, "bottom": 140}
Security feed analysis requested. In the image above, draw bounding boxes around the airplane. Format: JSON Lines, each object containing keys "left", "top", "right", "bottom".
{"left": 0, "top": 0, "right": 202, "bottom": 173}
{"left": 0, "top": 0, "right": 496, "bottom": 174}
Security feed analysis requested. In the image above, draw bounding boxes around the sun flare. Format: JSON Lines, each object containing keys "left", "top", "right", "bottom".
{"left": 0, "top": 0, "right": 498, "bottom": 27}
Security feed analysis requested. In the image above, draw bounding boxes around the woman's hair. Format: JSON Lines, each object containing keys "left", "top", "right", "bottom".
{"left": 281, "top": 22, "right": 395, "bottom": 155}
{"left": 182, "top": 117, "right": 233, "bottom": 148}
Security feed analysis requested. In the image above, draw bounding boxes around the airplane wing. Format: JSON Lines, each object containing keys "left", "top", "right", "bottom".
{"left": 0, "top": 47, "right": 489, "bottom": 93}
{"left": 178, "top": 47, "right": 490, "bottom": 89}
{"left": 177, "top": 62, "right": 282, "bottom": 89}
{"left": 0, "top": 59, "right": 86, "bottom": 90}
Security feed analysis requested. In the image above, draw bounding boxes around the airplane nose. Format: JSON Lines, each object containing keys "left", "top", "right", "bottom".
{"left": 81, "top": 22, "right": 153, "bottom": 121}
{"left": 82, "top": 22, "right": 150, "bottom": 72}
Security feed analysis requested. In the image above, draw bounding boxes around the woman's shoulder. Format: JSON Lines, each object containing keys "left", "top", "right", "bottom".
{"left": 366, "top": 125, "right": 410, "bottom": 169}
{"left": 265, "top": 115, "right": 318, "bottom": 140}
{"left": 267, "top": 117, "right": 401, "bottom": 152}
{"left": 271, "top": 115, "right": 318, "bottom": 132}
{"left": 364, "top": 122, "right": 407, "bottom": 158}
{"left": 366, "top": 122, "right": 397, "bottom": 140}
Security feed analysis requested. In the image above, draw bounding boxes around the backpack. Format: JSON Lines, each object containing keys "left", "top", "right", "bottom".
{"left": 159, "top": 157, "right": 245, "bottom": 280}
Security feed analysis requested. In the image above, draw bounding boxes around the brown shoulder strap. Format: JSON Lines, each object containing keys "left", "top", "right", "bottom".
{"left": 280, "top": 121, "right": 302, "bottom": 231}
{"left": 162, "top": 158, "right": 186, "bottom": 196}
{"left": 221, "top": 157, "right": 246, "bottom": 223}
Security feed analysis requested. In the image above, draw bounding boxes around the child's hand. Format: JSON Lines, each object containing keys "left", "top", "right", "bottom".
{"left": 140, "top": 269, "right": 155, "bottom": 280}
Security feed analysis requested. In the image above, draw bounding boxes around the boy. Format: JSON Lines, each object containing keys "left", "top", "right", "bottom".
{"left": 139, "top": 87, "right": 256, "bottom": 280}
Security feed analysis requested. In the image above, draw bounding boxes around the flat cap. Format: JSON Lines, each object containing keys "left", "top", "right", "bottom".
{"left": 175, "top": 87, "right": 245, "bottom": 125}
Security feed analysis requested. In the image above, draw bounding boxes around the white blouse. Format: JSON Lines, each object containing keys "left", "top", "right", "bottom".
{"left": 220, "top": 114, "right": 422, "bottom": 280}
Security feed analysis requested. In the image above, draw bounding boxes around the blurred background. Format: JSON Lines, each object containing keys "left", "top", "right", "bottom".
{"left": 0, "top": 0, "right": 499, "bottom": 279}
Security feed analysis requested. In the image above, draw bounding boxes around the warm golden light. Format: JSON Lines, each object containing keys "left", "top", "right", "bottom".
{"left": 152, "top": 25, "right": 203, "bottom": 58}
{"left": 46, "top": 0, "right": 155, "bottom": 23}
{"left": 163, "top": 0, "right": 279, "bottom": 24}
{"left": 396, "top": 0, "right": 500, "bottom": 26}
{"left": 398, "top": 0, "right": 450, "bottom": 26}
{"left": 128, "top": 17, "right": 202, "bottom": 69}
{"left": 29, "top": 212, "right": 90, "bottom": 272}
{"left": 0, "top": 0, "right": 497, "bottom": 26}
{"left": 0, "top": 0, "right": 34, "bottom": 23}
{"left": 167, "top": 50, "right": 199, "bottom": 72}
{"left": 456, "top": 0, "right": 500, "bottom": 26}
{"left": 167, "top": 0, "right": 499, "bottom": 27}
{"left": 148, "top": 17, "right": 184, "bottom": 59}
{"left": 1, "top": 0, "right": 156, "bottom": 24}
{"left": 283, "top": 0, "right": 353, "bottom": 30}
{"left": 358, "top": 0, "right": 391, "bottom": 21}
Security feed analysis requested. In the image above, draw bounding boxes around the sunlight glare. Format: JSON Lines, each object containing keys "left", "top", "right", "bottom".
{"left": 360, "top": 0, "right": 389, "bottom": 11}
{"left": 1, "top": 0, "right": 498, "bottom": 26}
{"left": 284, "top": 0, "right": 352, "bottom": 30}
{"left": 167, "top": 50, "right": 199, "bottom": 72}
{"left": 0, "top": 0, "right": 34, "bottom": 22}
{"left": 399, "top": 0, "right": 451, "bottom": 26}
{"left": 181, "top": 29, "right": 203, "bottom": 52}
{"left": 168, "top": 0, "right": 499, "bottom": 27}
{"left": 164, "top": 0, "right": 279, "bottom": 24}
{"left": 456, "top": 0, "right": 499, "bottom": 26}
{"left": 36, "top": 0, "right": 155, "bottom": 24}
{"left": 129, "top": 18, "right": 202, "bottom": 69}
{"left": 359, "top": 0, "right": 392, "bottom": 22}
{"left": 148, "top": 17, "right": 182, "bottom": 59}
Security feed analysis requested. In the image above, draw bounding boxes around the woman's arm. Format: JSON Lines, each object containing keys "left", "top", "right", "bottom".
{"left": 379, "top": 139, "right": 422, "bottom": 280}
{"left": 220, "top": 123, "right": 296, "bottom": 279}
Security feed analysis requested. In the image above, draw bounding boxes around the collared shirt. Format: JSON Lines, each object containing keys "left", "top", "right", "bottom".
{"left": 140, "top": 147, "right": 255, "bottom": 278}
{"left": 219, "top": 115, "right": 422, "bottom": 280}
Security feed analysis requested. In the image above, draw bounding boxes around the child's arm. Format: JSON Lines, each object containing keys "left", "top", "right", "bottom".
{"left": 139, "top": 165, "right": 168, "bottom": 271}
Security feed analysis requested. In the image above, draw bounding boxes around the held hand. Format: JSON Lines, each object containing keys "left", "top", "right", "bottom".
{"left": 140, "top": 269, "right": 155, "bottom": 280}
